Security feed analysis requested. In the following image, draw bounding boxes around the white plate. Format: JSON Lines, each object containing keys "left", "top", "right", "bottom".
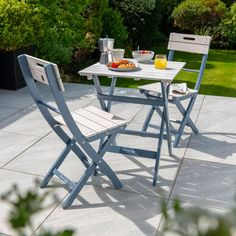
{"left": 107, "top": 66, "right": 141, "bottom": 72}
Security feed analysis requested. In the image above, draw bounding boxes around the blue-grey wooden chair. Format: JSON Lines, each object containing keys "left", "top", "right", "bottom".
{"left": 139, "top": 33, "right": 211, "bottom": 147}
{"left": 18, "top": 54, "right": 128, "bottom": 209}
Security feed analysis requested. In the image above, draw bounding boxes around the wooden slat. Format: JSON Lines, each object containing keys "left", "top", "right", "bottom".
{"left": 26, "top": 55, "right": 64, "bottom": 91}
{"left": 84, "top": 106, "right": 127, "bottom": 125}
{"left": 71, "top": 113, "right": 107, "bottom": 133}
{"left": 75, "top": 109, "right": 119, "bottom": 129}
{"left": 55, "top": 115, "right": 96, "bottom": 137}
{"left": 55, "top": 106, "right": 127, "bottom": 138}
{"left": 169, "top": 33, "right": 211, "bottom": 45}
{"left": 168, "top": 41, "right": 210, "bottom": 54}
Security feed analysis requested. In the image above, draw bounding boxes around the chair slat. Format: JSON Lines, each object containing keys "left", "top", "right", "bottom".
{"left": 55, "top": 106, "right": 127, "bottom": 138}
{"left": 55, "top": 114, "right": 98, "bottom": 138}
{"left": 84, "top": 106, "right": 126, "bottom": 125}
{"left": 75, "top": 109, "right": 120, "bottom": 129}
{"left": 169, "top": 33, "right": 211, "bottom": 45}
{"left": 168, "top": 41, "right": 210, "bottom": 54}
{"left": 26, "top": 55, "right": 64, "bottom": 91}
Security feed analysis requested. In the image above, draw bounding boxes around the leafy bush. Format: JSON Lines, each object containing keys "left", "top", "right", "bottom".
{"left": 101, "top": 8, "right": 128, "bottom": 47}
{"left": 110, "top": 0, "right": 156, "bottom": 16}
{"left": 0, "top": 0, "right": 42, "bottom": 51}
{"left": 30, "top": 0, "right": 91, "bottom": 64}
{"left": 1, "top": 180, "right": 74, "bottom": 236}
{"left": 161, "top": 198, "right": 236, "bottom": 236}
{"left": 0, "top": 0, "right": 108, "bottom": 64}
{"left": 172, "top": 0, "right": 226, "bottom": 35}
{"left": 219, "top": 2, "right": 236, "bottom": 48}
{"left": 84, "top": 0, "right": 108, "bottom": 47}
{"left": 109, "top": 0, "right": 156, "bottom": 48}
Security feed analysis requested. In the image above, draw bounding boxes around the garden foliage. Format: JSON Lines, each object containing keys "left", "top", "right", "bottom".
{"left": 0, "top": 0, "right": 235, "bottom": 68}
{"left": 219, "top": 2, "right": 236, "bottom": 48}
{"left": 0, "top": 0, "right": 41, "bottom": 51}
{"left": 101, "top": 7, "right": 128, "bottom": 48}
{"left": 172, "top": 0, "right": 226, "bottom": 35}
{"left": 0, "top": 0, "right": 108, "bottom": 64}
{"left": 161, "top": 198, "right": 236, "bottom": 236}
{"left": 1, "top": 180, "right": 74, "bottom": 236}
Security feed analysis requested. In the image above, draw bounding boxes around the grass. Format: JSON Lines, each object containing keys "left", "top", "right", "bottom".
{"left": 76, "top": 48, "right": 236, "bottom": 98}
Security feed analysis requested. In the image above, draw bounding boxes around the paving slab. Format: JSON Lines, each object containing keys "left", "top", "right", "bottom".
{"left": 0, "top": 108, "right": 52, "bottom": 137}
{"left": 200, "top": 95, "right": 236, "bottom": 114}
{"left": 171, "top": 158, "right": 236, "bottom": 209}
{"left": 36, "top": 185, "right": 162, "bottom": 236}
{"left": 0, "top": 131, "right": 40, "bottom": 167}
{"left": 186, "top": 133, "right": 236, "bottom": 165}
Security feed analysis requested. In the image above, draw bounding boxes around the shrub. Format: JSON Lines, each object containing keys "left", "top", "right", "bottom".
{"left": 31, "top": 0, "right": 90, "bottom": 64}
{"left": 1, "top": 181, "right": 74, "bottom": 236}
{"left": 84, "top": 0, "right": 109, "bottom": 49}
{"left": 101, "top": 8, "right": 128, "bottom": 47}
{"left": 220, "top": 2, "right": 236, "bottom": 48}
{"left": 172, "top": 0, "right": 226, "bottom": 35}
{"left": 161, "top": 198, "right": 236, "bottom": 236}
{"left": 0, "top": 0, "right": 42, "bottom": 51}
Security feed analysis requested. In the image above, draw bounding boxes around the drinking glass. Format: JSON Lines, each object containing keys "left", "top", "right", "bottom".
{"left": 154, "top": 54, "right": 167, "bottom": 69}
{"left": 111, "top": 49, "right": 125, "bottom": 62}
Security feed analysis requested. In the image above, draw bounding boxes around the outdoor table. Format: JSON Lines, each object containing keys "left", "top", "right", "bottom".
{"left": 78, "top": 59, "right": 185, "bottom": 186}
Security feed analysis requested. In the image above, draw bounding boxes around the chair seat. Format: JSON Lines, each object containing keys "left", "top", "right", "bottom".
{"left": 138, "top": 82, "right": 198, "bottom": 99}
{"left": 55, "top": 106, "right": 127, "bottom": 139}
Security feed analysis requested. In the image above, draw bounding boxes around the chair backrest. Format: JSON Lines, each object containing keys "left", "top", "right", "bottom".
{"left": 18, "top": 54, "right": 85, "bottom": 141}
{"left": 167, "top": 33, "right": 211, "bottom": 90}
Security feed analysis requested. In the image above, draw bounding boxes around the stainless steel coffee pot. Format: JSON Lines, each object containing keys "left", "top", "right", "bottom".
{"left": 98, "top": 38, "right": 114, "bottom": 64}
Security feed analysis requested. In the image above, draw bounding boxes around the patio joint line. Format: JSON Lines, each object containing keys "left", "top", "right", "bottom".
{"left": 0, "top": 131, "right": 52, "bottom": 169}
{"left": 1, "top": 167, "right": 45, "bottom": 179}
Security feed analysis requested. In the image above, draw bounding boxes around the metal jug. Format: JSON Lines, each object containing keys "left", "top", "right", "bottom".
{"left": 98, "top": 38, "right": 114, "bottom": 64}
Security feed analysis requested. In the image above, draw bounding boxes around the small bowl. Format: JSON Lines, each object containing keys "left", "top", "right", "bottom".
{"left": 132, "top": 50, "right": 154, "bottom": 62}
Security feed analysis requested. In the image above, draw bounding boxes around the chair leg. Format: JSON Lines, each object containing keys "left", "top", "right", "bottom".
{"left": 63, "top": 131, "right": 123, "bottom": 209}
{"left": 93, "top": 132, "right": 123, "bottom": 189}
{"left": 142, "top": 106, "right": 155, "bottom": 132}
{"left": 40, "top": 141, "right": 72, "bottom": 188}
{"left": 173, "top": 96, "right": 197, "bottom": 147}
{"left": 62, "top": 163, "right": 96, "bottom": 209}
{"left": 153, "top": 110, "right": 165, "bottom": 186}
{"left": 174, "top": 98, "right": 199, "bottom": 134}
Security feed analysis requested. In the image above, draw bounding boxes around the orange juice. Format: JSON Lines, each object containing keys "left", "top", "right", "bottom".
{"left": 154, "top": 55, "right": 167, "bottom": 69}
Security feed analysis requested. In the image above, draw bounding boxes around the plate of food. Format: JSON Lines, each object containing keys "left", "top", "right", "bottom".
{"left": 107, "top": 59, "right": 140, "bottom": 72}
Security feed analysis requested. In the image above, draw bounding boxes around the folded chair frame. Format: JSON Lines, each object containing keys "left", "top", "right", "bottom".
{"left": 18, "top": 55, "right": 127, "bottom": 208}
{"left": 139, "top": 33, "right": 210, "bottom": 147}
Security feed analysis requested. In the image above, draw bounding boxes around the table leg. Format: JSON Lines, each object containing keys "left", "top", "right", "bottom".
{"left": 92, "top": 75, "right": 106, "bottom": 111}
{"left": 161, "top": 82, "right": 172, "bottom": 156}
{"left": 93, "top": 75, "right": 117, "bottom": 112}
{"left": 107, "top": 77, "right": 117, "bottom": 112}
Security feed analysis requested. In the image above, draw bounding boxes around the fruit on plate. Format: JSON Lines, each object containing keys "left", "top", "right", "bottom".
{"left": 117, "top": 62, "right": 135, "bottom": 69}
{"left": 107, "top": 60, "right": 135, "bottom": 69}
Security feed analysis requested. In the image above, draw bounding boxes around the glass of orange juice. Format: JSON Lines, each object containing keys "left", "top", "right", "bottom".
{"left": 154, "top": 54, "right": 167, "bottom": 69}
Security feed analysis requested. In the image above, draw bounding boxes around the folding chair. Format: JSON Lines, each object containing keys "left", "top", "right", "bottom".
{"left": 138, "top": 33, "right": 211, "bottom": 147}
{"left": 18, "top": 54, "right": 128, "bottom": 209}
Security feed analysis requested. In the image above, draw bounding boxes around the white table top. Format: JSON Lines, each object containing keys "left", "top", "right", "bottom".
{"left": 79, "top": 60, "right": 186, "bottom": 83}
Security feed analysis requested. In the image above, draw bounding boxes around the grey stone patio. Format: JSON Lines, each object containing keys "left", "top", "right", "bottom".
{"left": 0, "top": 83, "right": 236, "bottom": 236}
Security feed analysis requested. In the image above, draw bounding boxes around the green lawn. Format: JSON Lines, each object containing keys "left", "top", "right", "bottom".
{"left": 78, "top": 48, "right": 236, "bottom": 97}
